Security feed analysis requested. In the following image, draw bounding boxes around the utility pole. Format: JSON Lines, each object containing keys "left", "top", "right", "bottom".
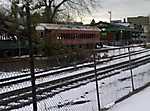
{"left": 26, "top": 1, "right": 37, "bottom": 111}
{"left": 93, "top": 51, "right": 101, "bottom": 111}
{"left": 108, "top": 11, "right": 111, "bottom": 23}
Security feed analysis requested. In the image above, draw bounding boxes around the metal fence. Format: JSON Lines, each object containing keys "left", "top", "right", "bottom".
{"left": 94, "top": 45, "right": 150, "bottom": 110}
{"left": 0, "top": 45, "right": 150, "bottom": 111}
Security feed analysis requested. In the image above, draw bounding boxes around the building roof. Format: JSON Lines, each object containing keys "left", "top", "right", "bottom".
{"left": 36, "top": 23, "right": 100, "bottom": 31}
{"left": 94, "top": 21, "right": 134, "bottom": 32}
{"left": 127, "top": 16, "right": 150, "bottom": 25}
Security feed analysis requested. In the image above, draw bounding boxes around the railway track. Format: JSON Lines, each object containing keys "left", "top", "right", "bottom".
{"left": 0, "top": 48, "right": 147, "bottom": 96}
{"left": 0, "top": 48, "right": 150, "bottom": 110}
{"left": 0, "top": 48, "right": 148, "bottom": 89}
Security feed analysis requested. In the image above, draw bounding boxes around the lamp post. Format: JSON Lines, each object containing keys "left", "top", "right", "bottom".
{"left": 25, "top": 1, "right": 37, "bottom": 111}
{"left": 17, "top": 1, "right": 37, "bottom": 110}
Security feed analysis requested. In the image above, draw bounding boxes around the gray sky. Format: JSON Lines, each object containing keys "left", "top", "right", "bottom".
{"left": 82, "top": 0, "right": 150, "bottom": 23}
{"left": 1, "top": 0, "right": 150, "bottom": 24}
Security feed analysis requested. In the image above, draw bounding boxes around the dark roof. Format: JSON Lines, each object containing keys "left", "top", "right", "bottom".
{"left": 92, "top": 21, "right": 137, "bottom": 32}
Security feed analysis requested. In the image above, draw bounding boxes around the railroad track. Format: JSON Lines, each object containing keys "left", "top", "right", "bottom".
{"left": 0, "top": 48, "right": 150, "bottom": 110}
{"left": 0, "top": 48, "right": 148, "bottom": 89}
{"left": 0, "top": 48, "right": 147, "bottom": 96}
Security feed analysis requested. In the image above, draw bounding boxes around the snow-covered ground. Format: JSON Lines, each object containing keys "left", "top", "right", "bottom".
{"left": 3, "top": 46, "right": 150, "bottom": 111}
{"left": 13, "top": 58, "right": 150, "bottom": 111}
{"left": 1, "top": 47, "right": 148, "bottom": 94}
{"left": 108, "top": 87, "right": 150, "bottom": 111}
{"left": 0, "top": 47, "right": 141, "bottom": 80}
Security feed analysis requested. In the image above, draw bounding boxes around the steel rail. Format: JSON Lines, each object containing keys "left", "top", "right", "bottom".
{"left": 0, "top": 53, "right": 150, "bottom": 110}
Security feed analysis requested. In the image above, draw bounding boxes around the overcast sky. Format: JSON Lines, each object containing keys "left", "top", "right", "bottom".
{"left": 82, "top": 0, "right": 150, "bottom": 24}
{"left": 1, "top": 0, "right": 150, "bottom": 24}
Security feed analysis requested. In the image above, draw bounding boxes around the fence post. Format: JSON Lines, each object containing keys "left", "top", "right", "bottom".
{"left": 93, "top": 51, "right": 101, "bottom": 111}
{"left": 128, "top": 47, "right": 135, "bottom": 91}
{"left": 26, "top": 1, "right": 37, "bottom": 111}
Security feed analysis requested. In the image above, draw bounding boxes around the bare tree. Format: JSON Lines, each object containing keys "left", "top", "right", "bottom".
{"left": 34, "top": 0, "right": 99, "bottom": 23}
{"left": 9, "top": 0, "right": 99, "bottom": 23}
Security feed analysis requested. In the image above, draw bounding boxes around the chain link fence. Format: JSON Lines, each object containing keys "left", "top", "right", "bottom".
{"left": 0, "top": 45, "right": 150, "bottom": 111}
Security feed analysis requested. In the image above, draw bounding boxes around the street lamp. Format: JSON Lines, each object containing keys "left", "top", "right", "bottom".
{"left": 25, "top": 1, "right": 37, "bottom": 111}
{"left": 17, "top": 1, "right": 37, "bottom": 111}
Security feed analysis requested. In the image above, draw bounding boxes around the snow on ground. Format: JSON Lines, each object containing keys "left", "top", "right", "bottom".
{"left": 5, "top": 46, "right": 150, "bottom": 111}
{"left": 14, "top": 60, "right": 150, "bottom": 111}
{"left": 35, "top": 61, "right": 150, "bottom": 111}
{"left": 0, "top": 47, "right": 142, "bottom": 80}
{"left": 1, "top": 47, "right": 148, "bottom": 94}
{"left": 108, "top": 87, "right": 150, "bottom": 111}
